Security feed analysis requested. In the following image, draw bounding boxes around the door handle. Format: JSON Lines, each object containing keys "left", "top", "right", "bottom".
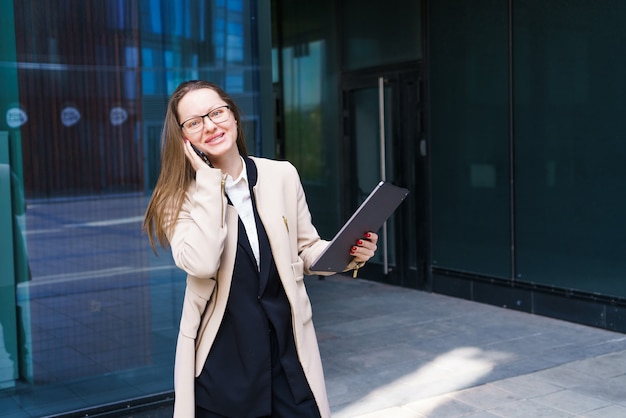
{"left": 378, "top": 77, "right": 389, "bottom": 274}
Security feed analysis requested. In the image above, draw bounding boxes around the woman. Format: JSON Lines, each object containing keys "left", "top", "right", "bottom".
{"left": 144, "top": 80, "right": 378, "bottom": 417}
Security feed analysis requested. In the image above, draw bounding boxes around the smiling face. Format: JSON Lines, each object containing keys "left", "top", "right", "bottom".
{"left": 177, "top": 88, "right": 239, "bottom": 164}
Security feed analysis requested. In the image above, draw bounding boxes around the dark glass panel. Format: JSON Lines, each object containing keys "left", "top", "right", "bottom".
{"left": 273, "top": 0, "right": 341, "bottom": 238}
{"left": 341, "top": 0, "right": 421, "bottom": 70}
{"left": 429, "top": 0, "right": 511, "bottom": 277}
{"left": 1, "top": 0, "right": 266, "bottom": 415}
{"left": 514, "top": 0, "right": 626, "bottom": 297}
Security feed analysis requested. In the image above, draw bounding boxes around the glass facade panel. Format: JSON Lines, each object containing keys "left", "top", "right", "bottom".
{"left": 0, "top": 1, "right": 21, "bottom": 392}
{"left": 514, "top": 1, "right": 626, "bottom": 297}
{"left": 0, "top": 0, "right": 266, "bottom": 415}
{"left": 341, "top": 0, "right": 421, "bottom": 71}
{"left": 429, "top": 1, "right": 511, "bottom": 277}
{"left": 274, "top": 0, "right": 341, "bottom": 238}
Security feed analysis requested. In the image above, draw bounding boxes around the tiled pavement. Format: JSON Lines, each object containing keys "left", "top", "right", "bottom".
{"left": 130, "top": 274, "right": 626, "bottom": 417}
{"left": 10, "top": 194, "right": 626, "bottom": 417}
{"left": 312, "top": 276, "right": 626, "bottom": 418}
{"left": 6, "top": 196, "right": 626, "bottom": 417}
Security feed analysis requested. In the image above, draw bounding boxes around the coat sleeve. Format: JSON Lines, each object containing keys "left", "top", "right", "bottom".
{"left": 286, "top": 163, "right": 364, "bottom": 275}
{"left": 279, "top": 164, "right": 333, "bottom": 275}
{"left": 167, "top": 166, "right": 228, "bottom": 279}
{"left": 170, "top": 167, "right": 226, "bottom": 417}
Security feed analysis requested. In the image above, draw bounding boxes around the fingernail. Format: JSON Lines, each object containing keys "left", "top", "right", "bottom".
{"left": 351, "top": 246, "right": 357, "bottom": 253}
{"left": 357, "top": 240, "right": 363, "bottom": 245}
{"left": 366, "top": 233, "right": 371, "bottom": 238}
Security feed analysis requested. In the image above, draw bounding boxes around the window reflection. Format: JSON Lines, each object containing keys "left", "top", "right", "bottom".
{"left": 282, "top": 40, "right": 324, "bottom": 181}
{"left": 3, "top": 0, "right": 261, "bottom": 414}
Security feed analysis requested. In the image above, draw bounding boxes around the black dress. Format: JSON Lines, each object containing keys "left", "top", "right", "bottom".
{"left": 194, "top": 158, "right": 319, "bottom": 418}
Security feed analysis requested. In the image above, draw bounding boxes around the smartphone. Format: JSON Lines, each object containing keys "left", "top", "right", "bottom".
{"left": 190, "top": 143, "right": 213, "bottom": 167}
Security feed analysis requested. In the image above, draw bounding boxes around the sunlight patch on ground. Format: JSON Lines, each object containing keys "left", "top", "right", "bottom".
{"left": 335, "top": 347, "right": 513, "bottom": 418}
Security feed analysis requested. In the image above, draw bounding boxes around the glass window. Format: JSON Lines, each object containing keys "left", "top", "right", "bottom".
{"left": 0, "top": 0, "right": 21, "bottom": 393}
{"left": 0, "top": 0, "right": 265, "bottom": 415}
{"left": 429, "top": 0, "right": 511, "bottom": 277}
{"left": 514, "top": 0, "right": 626, "bottom": 297}
{"left": 273, "top": 0, "right": 342, "bottom": 238}
{"left": 283, "top": 41, "right": 325, "bottom": 180}
{"left": 341, "top": 0, "right": 421, "bottom": 71}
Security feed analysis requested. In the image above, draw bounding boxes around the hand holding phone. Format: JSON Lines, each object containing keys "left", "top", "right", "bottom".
{"left": 190, "top": 143, "right": 213, "bottom": 167}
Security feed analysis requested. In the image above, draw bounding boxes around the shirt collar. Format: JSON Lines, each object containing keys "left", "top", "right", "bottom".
{"left": 224, "top": 156, "right": 248, "bottom": 189}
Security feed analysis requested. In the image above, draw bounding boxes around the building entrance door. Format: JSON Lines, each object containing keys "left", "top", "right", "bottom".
{"left": 341, "top": 67, "right": 427, "bottom": 289}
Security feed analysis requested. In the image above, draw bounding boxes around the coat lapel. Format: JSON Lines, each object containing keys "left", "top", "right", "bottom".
{"left": 244, "top": 157, "right": 272, "bottom": 294}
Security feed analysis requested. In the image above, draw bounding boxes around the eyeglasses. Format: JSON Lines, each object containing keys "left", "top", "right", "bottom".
{"left": 179, "top": 105, "right": 230, "bottom": 134}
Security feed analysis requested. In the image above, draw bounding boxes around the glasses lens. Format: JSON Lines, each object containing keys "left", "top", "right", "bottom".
{"left": 209, "top": 107, "right": 229, "bottom": 123}
{"left": 183, "top": 117, "right": 203, "bottom": 134}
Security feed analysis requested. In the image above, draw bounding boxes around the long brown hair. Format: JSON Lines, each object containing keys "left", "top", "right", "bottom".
{"left": 143, "top": 80, "right": 248, "bottom": 251}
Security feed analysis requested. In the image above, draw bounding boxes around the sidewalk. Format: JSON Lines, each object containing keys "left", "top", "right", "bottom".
{"left": 131, "top": 274, "right": 626, "bottom": 418}
{"left": 309, "top": 275, "right": 626, "bottom": 418}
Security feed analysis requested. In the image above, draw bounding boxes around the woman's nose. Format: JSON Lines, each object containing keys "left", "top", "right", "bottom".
{"left": 202, "top": 115, "right": 217, "bottom": 131}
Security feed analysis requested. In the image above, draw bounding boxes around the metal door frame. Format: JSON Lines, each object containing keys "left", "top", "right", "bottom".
{"left": 339, "top": 63, "right": 428, "bottom": 289}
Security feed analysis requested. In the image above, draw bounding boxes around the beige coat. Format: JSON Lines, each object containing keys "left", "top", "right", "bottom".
{"left": 168, "top": 157, "right": 343, "bottom": 417}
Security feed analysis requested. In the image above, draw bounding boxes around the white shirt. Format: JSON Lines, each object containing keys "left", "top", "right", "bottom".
{"left": 224, "top": 157, "right": 260, "bottom": 270}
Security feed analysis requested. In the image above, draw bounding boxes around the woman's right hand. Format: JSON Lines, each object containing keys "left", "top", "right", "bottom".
{"left": 183, "top": 140, "right": 207, "bottom": 172}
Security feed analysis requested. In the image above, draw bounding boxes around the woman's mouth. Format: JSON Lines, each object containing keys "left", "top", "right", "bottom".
{"left": 205, "top": 133, "right": 224, "bottom": 144}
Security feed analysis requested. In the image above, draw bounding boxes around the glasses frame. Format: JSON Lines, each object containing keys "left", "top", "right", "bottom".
{"left": 179, "top": 105, "right": 231, "bottom": 134}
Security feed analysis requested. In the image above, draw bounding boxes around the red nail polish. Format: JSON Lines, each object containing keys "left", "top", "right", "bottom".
{"left": 357, "top": 240, "right": 363, "bottom": 245}
{"left": 366, "top": 233, "right": 371, "bottom": 238}
{"left": 351, "top": 246, "right": 357, "bottom": 252}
